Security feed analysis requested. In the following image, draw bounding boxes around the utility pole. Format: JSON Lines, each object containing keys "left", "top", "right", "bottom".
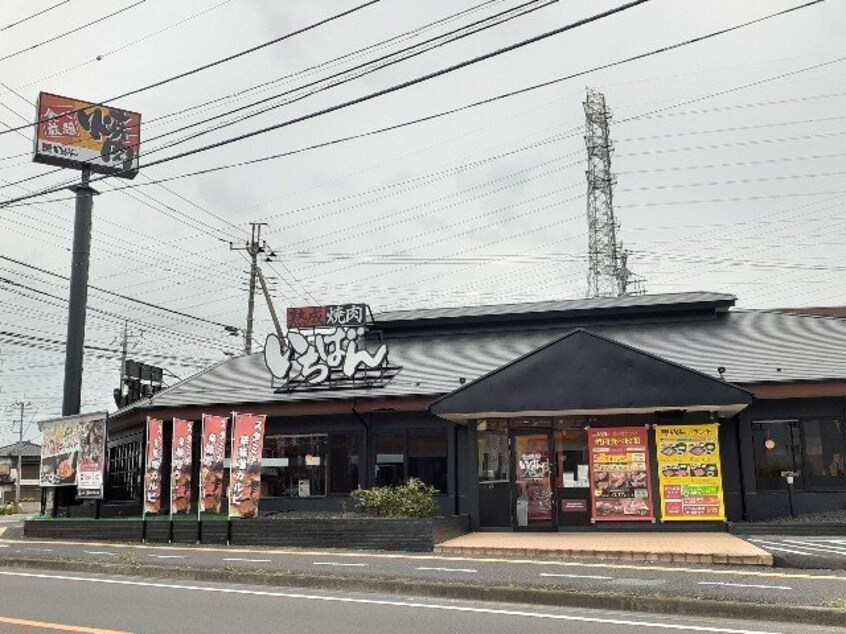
{"left": 230, "top": 222, "right": 267, "bottom": 354}
{"left": 583, "top": 89, "right": 644, "bottom": 298}
{"left": 63, "top": 168, "right": 97, "bottom": 416}
{"left": 13, "top": 399, "right": 30, "bottom": 502}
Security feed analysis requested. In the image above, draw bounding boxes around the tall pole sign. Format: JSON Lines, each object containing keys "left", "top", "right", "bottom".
{"left": 32, "top": 92, "right": 141, "bottom": 416}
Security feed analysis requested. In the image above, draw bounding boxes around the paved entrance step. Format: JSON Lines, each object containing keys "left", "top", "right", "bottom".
{"left": 435, "top": 532, "right": 773, "bottom": 566}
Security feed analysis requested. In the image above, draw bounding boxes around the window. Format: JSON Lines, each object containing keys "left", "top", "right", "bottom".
{"left": 329, "top": 433, "right": 360, "bottom": 494}
{"left": 478, "top": 429, "right": 509, "bottom": 483}
{"left": 752, "top": 421, "right": 798, "bottom": 491}
{"left": 106, "top": 440, "right": 142, "bottom": 501}
{"left": 262, "top": 434, "right": 327, "bottom": 497}
{"left": 374, "top": 427, "right": 448, "bottom": 492}
{"left": 802, "top": 419, "right": 846, "bottom": 489}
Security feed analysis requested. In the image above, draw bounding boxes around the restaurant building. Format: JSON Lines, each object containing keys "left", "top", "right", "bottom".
{"left": 85, "top": 291, "right": 846, "bottom": 530}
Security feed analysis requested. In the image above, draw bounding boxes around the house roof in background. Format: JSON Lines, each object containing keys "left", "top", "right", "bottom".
{"left": 111, "top": 306, "right": 846, "bottom": 417}
{"left": 0, "top": 440, "right": 41, "bottom": 458}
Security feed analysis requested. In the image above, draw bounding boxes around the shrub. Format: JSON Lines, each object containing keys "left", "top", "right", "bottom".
{"left": 351, "top": 478, "right": 438, "bottom": 518}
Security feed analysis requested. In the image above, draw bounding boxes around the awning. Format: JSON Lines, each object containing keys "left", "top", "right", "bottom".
{"left": 430, "top": 329, "right": 753, "bottom": 421}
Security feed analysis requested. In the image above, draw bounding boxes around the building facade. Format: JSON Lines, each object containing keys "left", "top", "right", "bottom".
{"left": 0, "top": 441, "right": 41, "bottom": 503}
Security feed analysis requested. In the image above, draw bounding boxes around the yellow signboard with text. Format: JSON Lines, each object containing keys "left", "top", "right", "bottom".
{"left": 655, "top": 424, "right": 725, "bottom": 521}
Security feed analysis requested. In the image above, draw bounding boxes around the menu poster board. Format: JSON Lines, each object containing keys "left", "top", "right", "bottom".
{"left": 40, "top": 419, "right": 80, "bottom": 487}
{"left": 170, "top": 419, "right": 194, "bottom": 515}
{"left": 588, "top": 427, "right": 654, "bottom": 522}
{"left": 77, "top": 417, "right": 107, "bottom": 499}
{"left": 199, "top": 415, "right": 228, "bottom": 515}
{"left": 228, "top": 413, "right": 266, "bottom": 519}
{"left": 656, "top": 424, "right": 725, "bottom": 521}
{"left": 143, "top": 418, "right": 164, "bottom": 515}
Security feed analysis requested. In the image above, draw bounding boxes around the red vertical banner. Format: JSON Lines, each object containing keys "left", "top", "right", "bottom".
{"left": 228, "top": 413, "right": 266, "bottom": 519}
{"left": 170, "top": 419, "right": 194, "bottom": 516}
{"left": 588, "top": 426, "right": 654, "bottom": 522}
{"left": 199, "top": 415, "right": 229, "bottom": 515}
{"left": 143, "top": 418, "right": 164, "bottom": 516}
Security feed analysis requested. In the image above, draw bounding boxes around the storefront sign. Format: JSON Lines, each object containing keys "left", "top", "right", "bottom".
{"left": 76, "top": 417, "right": 106, "bottom": 499}
{"left": 199, "top": 415, "right": 228, "bottom": 515}
{"left": 264, "top": 303, "right": 399, "bottom": 391}
{"left": 588, "top": 427, "right": 654, "bottom": 521}
{"left": 170, "top": 419, "right": 193, "bottom": 515}
{"left": 229, "top": 413, "right": 266, "bottom": 519}
{"left": 33, "top": 92, "right": 141, "bottom": 178}
{"left": 143, "top": 418, "right": 164, "bottom": 515}
{"left": 40, "top": 419, "right": 79, "bottom": 487}
{"left": 656, "top": 424, "right": 725, "bottom": 521}
{"left": 561, "top": 499, "right": 588, "bottom": 513}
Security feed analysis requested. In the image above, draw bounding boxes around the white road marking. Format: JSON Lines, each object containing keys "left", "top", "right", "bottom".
{"left": 540, "top": 573, "right": 613, "bottom": 580}
{"left": 0, "top": 544, "right": 8, "bottom": 548}
{"left": 779, "top": 539, "right": 846, "bottom": 556}
{"left": 0, "top": 571, "right": 783, "bottom": 634}
{"left": 223, "top": 558, "right": 273, "bottom": 563}
{"left": 749, "top": 540, "right": 824, "bottom": 558}
{"left": 698, "top": 581, "right": 792, "bottom": 591}
{"left": 416, "top": 566, "right": 477, "bottom": 573}
{"left": 85, "top": 551, "right": 116, "bottom": 556}
{"left": 313, "top": 562, "right": 368, "bottom": 567}
{"left": 147, "top": 554, "right": 185, "bottom": 559}
{"left": 23, "top": 547, "right": 53, "bottom": 552}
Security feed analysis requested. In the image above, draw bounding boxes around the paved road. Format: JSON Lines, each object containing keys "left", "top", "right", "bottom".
{"left": 0, "top": 566, "right": 841, "bottom": 634}
{"left": 746, "top": 536, "right": 846, "bottom": 570}
{"left": 2, "top": 537, "right": 845, "bottom": 609}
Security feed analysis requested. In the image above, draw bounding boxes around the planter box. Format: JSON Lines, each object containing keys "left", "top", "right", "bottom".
{"left": 144, "top": 520, "right": 171, "bottom": 543}
{"left": 199, "top": 521, "right": 229, "bottom": 545}
{"left": 171, "top": 521, "right": 199, "bottom": 544}
{"left": 24, "top": 519, "right": 142, "bottom": 541}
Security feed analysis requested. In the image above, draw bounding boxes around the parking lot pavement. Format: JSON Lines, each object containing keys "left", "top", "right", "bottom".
{"left": 747, "top": 536, "right": 846, "bottom": 570}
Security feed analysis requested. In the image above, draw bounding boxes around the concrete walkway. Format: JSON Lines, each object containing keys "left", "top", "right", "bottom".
{"left": 435, "top": 532, "right": 773, "bottom": 566}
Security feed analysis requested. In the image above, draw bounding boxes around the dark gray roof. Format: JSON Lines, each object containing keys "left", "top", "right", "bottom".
{"left": 113, "top": 308, "right": 846, "bottom": 415}
{"left": 0, "top": 440, "right": 41, "bottom": 457}
{"left": 375, "top": 291, "right": 735, "bottom": 325}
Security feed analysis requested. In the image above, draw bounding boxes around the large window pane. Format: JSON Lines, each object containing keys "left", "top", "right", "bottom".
{"left": 409, "top": 428, "right": 448, "bottom": 492}
{"left": 803, "top": 419, "right": 846, "bottom": 489}
{"left": 374, "top": 430, "right": 405, "bottom": 487}
{"left": 478, "top": 430, "right": 509, "bottom": 483}
{"left": 329, "top": 433, "right": 360, "bottom": 494}
{"left": 262, "top": 434, "right": 327, "bottom": 497}
{"left": 752, "top": 421, "right": 797, "bottom": 491}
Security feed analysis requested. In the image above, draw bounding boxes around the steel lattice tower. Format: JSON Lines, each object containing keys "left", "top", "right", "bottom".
{"left": 583, "top": 88, "right": 643, "bottom": 298}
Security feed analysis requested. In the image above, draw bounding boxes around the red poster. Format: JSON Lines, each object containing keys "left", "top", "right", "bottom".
{"left": 228, "top": 413, "right": 266, "bottom": 519}
{"left": 588, "top": 427, "right": 654, "bottom": 522}
{"left": 170, "top": 419, "right": 193, "bottom": 515}
{"left": 143, "top": 418, "right": 164, "bottom": 515}
{"left": 200, "top": 415, "right": 228, "bottom": 514}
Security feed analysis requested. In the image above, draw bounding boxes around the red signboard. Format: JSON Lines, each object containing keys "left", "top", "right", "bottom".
{"left": 200, "top": 415, "right": 228, "bottom": 515}
{"left": 170, "top": 419, "right": 193, "bottom": 515}
{"left": 228, "top": 413, "right": 266, "bottom": 519}
{"left": 143, "top": 418, "right": 164, "bottom": 515}
{"left": 588, "top": 427, "right": 654, "bottom": 522}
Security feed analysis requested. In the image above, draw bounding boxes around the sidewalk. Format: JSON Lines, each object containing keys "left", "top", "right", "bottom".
{"left": 435, "top": 532, "right": 773, "bottom": 566}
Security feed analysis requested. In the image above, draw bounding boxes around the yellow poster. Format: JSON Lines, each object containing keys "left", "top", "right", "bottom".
{"left": 655, "top": 424, "right": 725, "bottom": 521}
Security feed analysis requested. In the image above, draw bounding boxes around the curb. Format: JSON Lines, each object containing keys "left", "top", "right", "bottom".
{"left": 729, "top": 524, "right": 846, "bottom": 537}
{"left": 0, "top": 556, "right": 842, "bottom": 627}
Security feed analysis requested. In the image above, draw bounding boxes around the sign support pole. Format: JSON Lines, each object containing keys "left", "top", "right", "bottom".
{"left": 62, "top": 168, "right": 97, "bottom": 416}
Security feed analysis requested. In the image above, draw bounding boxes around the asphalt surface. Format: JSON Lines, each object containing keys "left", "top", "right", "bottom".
{"left": 0, "top": 566, "right": 842, "bottom": 634}
{"left": 1, "top": 537, "right": 845, "bottom": 610}
{"left": 746, "top": 536, "right": 846, "bottom": 570}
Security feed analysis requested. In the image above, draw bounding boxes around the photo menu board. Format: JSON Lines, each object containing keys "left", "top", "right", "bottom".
{"left": 587, "top": 426, "right": 654, "bottom": 522}
{"left": 656, "top": 424, "right": 725, "bottom": 521}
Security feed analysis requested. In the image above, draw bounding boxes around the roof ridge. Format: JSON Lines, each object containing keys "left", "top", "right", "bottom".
{"left": 734, "top": 307, "right": 846, "bottom": 323}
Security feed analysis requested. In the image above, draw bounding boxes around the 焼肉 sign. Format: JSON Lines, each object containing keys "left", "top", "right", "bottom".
{"left": 199, "top": 415, "right": 228, "bottom": 515}
{"left": 33, "top": 92, "right": 141, "bottom": 178}
{"left": 143, "top": 418, "right": 164, "bottom": 515}
{"left": 76, "top": 417, "right": 106, "bottom": 499}
{"left": 229, "top": 413, "right": 266, "bottom": 519}
{"left": 40, "top": 419, "right": 79, "bottom": 487}
{"left": 587, "top": 427, "right": 654, "bottom": 522}
{"left": 170, "top": 419, "right": 193, "bottom": 515}
{"left": 39, "top": 412, "right": 107, "bottom": 495}
{"left": 656, "top": 424, "right": 725, "bottom": 521}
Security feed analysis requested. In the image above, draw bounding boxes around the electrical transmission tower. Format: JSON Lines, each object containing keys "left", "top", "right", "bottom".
{"left": 583, "top": 88, "right": 644, "bottom": 298}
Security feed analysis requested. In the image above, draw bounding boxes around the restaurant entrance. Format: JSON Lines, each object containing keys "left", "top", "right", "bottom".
{"left": 511, "top": 430, "right": 555, "bottom": 530}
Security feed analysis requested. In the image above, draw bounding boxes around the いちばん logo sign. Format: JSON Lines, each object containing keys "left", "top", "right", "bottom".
{"left": 33, "top": 92, "right": 141, "bottom": 178}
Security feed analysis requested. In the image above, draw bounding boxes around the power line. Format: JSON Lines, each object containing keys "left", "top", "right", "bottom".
{"left": 1, "top": 0, "right": 70, "bottom": 32}
{"left": 0, "top": 1, "right": 147, "bottom": 64}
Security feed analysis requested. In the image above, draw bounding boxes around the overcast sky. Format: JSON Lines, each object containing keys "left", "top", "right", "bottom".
{"left": 0, "top": 0, "right": 844, "bottom": 443}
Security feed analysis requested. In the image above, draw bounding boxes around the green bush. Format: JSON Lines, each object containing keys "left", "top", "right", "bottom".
{"left": 351, "top": 478, "right": 438, "bottom": 518}
{"left": 0, "top": 502, "right": 17, "bottom": 516}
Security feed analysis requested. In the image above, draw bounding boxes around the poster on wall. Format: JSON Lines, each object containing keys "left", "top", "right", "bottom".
{"left": 656, "top": 424, "right": 725, "bottom": 521}
{"left": 199, "top": 415, "right": 228, "bottom": 515}
{"left": 143, "top": 418, "right": 164, "bottom": 515}
{"left": 228, "top": 413, "right": 266, "bottom": 519}
{"left": 39, "top": 418, "right": 79, "bottom": 487}
{"left": 170, "top": 419, "right": 193, "bottom": 515}
{"left": 587, "top": 427, "right": 654, "bottom": 522}
{"left": 76, "top": 417, "right": 107, "bottom": 499}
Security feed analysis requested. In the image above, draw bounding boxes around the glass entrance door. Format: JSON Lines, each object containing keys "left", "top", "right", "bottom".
{"left": 512, "top": 432, "right": 556, "bottom": 530}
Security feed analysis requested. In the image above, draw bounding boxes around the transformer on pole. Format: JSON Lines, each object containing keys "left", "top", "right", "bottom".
{"left": 583, "top": 88, "right": 644, "bottom": 298}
